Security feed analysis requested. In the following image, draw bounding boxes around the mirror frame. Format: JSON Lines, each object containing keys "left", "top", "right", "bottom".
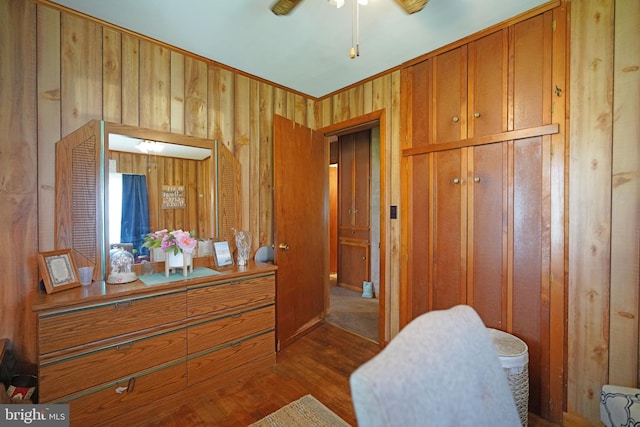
{"left": 55, "top": 120, "right": 240, "bottom": 282}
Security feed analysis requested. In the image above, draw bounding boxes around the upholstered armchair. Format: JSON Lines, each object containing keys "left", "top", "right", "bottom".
{"left": 350, "top": 305, "right": 521, "bottom": 427}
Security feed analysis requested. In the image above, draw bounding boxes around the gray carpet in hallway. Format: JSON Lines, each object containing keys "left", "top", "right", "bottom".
{"left": 326, "top": 285, "right": 379, "bottom": 342}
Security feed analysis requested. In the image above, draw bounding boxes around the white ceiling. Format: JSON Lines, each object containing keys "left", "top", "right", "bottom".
{"left": 50, "top": 0, "right": 549, "bottom": 98}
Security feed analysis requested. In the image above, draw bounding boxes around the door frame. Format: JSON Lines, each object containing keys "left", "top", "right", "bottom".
{"left": 319, "top": 110, "right": 387, "bottom": 347}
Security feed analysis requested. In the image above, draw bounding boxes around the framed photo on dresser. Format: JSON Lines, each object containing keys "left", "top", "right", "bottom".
{"left": 213, "top": 241, "right": 233, "bottom": 267}
{"left": 37, "top": 249, "right": 81, "bottom": 294}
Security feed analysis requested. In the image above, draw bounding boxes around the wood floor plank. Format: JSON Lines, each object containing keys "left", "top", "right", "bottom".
{"left": 139, "top": 322, "right": 557, "bottom": 426}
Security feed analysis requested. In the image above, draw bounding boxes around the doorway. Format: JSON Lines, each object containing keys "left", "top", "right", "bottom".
{"left": 326, "top": 127, "right": 380, "bottom": 343}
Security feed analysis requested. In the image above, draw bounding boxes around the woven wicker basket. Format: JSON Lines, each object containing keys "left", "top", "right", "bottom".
{"left": 487, "top": 328, "right": 529, "bottom": 426}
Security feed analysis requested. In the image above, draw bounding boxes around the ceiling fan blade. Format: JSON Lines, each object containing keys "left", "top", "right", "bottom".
{"left": 394, "top": 0, "right": 428, "bottom": 14}
{"left": 271, "top": 0, "right": 303, "bottom": 15}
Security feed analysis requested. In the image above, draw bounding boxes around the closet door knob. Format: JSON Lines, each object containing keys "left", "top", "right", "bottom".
{"left": 452, "top": 178, "right": 460, "bottom": 184}
{"left": 474, "top": 177, "right": 481, "bottom": 183}
{"left": 452, "top": 116, "right": 460, "bottom": 123}
{"left": 474, "top": 112, "right": 481, "bottom": 118}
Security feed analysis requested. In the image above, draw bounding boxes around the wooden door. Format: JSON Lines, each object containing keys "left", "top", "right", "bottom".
{"left": 338, "top": 134, "right": 355, "bottom": 227}
{"left": 273, "top": 115, "right": 326, "bottom": 350}
{"left": 467, "top": 142, "right": 507, "bottom": 329}
{"left": 352, "top": 130, "right": 371, "bottom": 228}
{"left": 433, "top": 46, "right": 467, "bottom": 143}
{"left": 430, "top": 148, "right": 466, "bottom": 310}
{"left": 408, "top": 58, "right": 433, "bottom": 148}
{"left": 337, "top": 241, "right": 369, "bottom": 291}
{"left": 468, "top": 30, "right": 508, "bottom": 138}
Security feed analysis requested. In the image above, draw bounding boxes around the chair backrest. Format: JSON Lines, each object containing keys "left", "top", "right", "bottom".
{"left": 350, "top": 305, "right": 521, "bottom": 427}
{"left": 254, "top": 245, "right": 274, "bottom": 263}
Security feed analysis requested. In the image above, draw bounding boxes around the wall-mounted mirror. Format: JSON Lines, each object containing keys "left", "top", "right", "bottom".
{"left": 55, "top": 120, "right": 240, "bottom": 282}
{"left": 107, "top": 133, "right": 213, "bottom": 264}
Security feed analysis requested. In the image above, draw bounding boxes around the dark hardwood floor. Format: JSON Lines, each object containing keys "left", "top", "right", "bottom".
{"left": 141, "top": 322, "right": 558, "bottom": 426}
{"left": 141, "top": 323, "right": 378, "bottom": 426}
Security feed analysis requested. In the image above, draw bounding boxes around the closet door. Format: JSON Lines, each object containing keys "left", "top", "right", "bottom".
{"left": 338, "top": 242, "right": 370, "bottom": 291}
{"left": 433, "top": 46, "right": 467, "bottom": 143}
{"left": 468, "top": 30, "right": 508, "bottom": 138}
{"left": 338, "top": 135, "right": 356, "bottom": 227}
{"left": 431, "top": 149, "right": 466, "bottom": 310}
{"left": 352, "top": 131, "right": 371, "bottom": 229}
{"left": 467, "top": 142, "right": 507, "bottom": 329}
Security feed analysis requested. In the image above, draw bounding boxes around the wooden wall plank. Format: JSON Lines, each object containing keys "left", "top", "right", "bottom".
{"left": 259, "top": 82, "right": 274, "bottom": 248}
{"left": 0, "top": 0, "right": 38, "bottom": 362}
{"left": 208, "top": 66, "right": 234, "bottom": 152}
{"left": 60, "top": 13, "right": 102, "bottom": 135}
{"left": 37, "top": 5, "right": 61, "bottom": 252}
{"left": 249, "top": 79, "right": 261, "bottom": 252}
{"left": 609, "top": 0, "right": 640, "bottom": 387}
{"left": 234, "top": 74, "right": 251, "bottom": 231}
{"left": 568, "top": 0, "right": 614, "bottom": 421}
{"left": 170, "top": 51, "right": 185, "bottom": 134}
{"left": 102, "top": 28, "right": 121, "bottom": 123}
{"left": 139, "top": 40, "right": 171, "bottom": 131}
{"left": 185, "top": 56, "right": 208, "bottom": 138}
{"left": 273, "top": 87, "right": 287, "bottom": 118}
{"left": 121, "top": 34, "right": 139, "bottom": 127}
{"left": 388, "top": 70, "right": 401, "bottom": 335}
{"left": 549, "top": 3, "right": 567, "bottom": 420}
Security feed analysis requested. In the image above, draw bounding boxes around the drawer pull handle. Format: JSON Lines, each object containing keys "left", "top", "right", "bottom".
{"left": 230, "top": 341, "right": 241, "bottom": 348}
{"left": 230, "top": 313, "right": 242, "bottom": 318}
{"left": 115, "top": 301, "right": 132, "bottom": 309}
{"left": 116, "top": 342, "right": 132, "bottom": 351}
{"left": 115, "top": 378, "right": 136, "bottom": 394}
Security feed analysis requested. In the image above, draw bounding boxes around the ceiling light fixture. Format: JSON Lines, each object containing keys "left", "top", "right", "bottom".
{"left": 350, "top": 0, "right": 365, "bottom": 59}
{"left": 135, "top": 140, "right": 164, "bottom": 154}
{"left": 328, "top": 0, "right": 368, "bottom": 59}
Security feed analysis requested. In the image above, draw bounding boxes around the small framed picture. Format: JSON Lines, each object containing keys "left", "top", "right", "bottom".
{"left": 37, "top": 249, "right": 81, "bottom": 294}
{"left": 213, "top": 241, "right": 233, "bottom": 267}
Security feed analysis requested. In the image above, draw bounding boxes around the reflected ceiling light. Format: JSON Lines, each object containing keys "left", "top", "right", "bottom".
{"left": 136, "top": 140, "right": 164, "bottom": 154}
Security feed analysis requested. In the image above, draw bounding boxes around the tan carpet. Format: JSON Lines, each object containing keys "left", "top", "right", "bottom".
{"left": 326, "top": 284, "right": 379, "bottom": 342}
{"left": 249, "top": 395, "right": 350, "bottom": 427}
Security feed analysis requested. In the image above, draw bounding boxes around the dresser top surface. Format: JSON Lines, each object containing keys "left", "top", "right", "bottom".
{"left": 33, "top": 261, "right": 276, "bottom": 313}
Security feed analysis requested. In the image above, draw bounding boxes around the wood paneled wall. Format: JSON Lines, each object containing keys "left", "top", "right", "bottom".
{"left": 1, "top": 1, "right": 637, "bottom": 423}
{"left": 567, "top": 0, "right": 639, "bottom": 423}
{"left": 0, "top": 0, "right": 401, "bottom": 365}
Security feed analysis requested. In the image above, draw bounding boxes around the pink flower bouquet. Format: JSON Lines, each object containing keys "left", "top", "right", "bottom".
{"left": 142, "top": 229, "right": 198, "bottom": 255}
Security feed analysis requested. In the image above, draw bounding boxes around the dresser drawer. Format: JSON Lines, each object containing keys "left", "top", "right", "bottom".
{"left": 187, "top": 331, "right": 274, "bottom": 386}
{"left": 65, "top": 361, "right": 186, "bottom": 426}
{"left": 188, "top": 305, "right": 274, "bottom": 355}
{"left": 39, "top": 328, "right": 186, "bottom": 402}
{"left": 339, "top": 227, "right": 370, "bottom": 242}
{"left": 39, "top": 291, "right": 186, "bottom": 354}
{"left": 187, "top": 274, "right": 275, "bottom": 318}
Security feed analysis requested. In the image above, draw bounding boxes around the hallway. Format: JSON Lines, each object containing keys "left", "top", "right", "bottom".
{"left": 326, "top": 276, "right": 378, "bottom": 342}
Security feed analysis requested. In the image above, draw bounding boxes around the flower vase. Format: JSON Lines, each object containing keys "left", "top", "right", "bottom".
{"left": 165, "top": 251, "right": 193, "bottom": 277}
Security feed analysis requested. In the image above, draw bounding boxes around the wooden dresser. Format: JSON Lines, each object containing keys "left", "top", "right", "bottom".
{"left": 32, "top": 262, "right": 276, "bottom": 426}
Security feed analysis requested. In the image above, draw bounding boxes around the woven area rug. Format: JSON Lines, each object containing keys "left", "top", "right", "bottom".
{"left": 249, "top": 395, "right": 350, "bottom": 427}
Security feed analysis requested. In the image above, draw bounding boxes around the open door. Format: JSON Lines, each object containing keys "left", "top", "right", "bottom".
{"left": 274, "top": 115, "right": 326, "bottom": 350}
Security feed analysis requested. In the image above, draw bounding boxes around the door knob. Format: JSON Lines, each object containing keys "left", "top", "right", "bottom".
{"left": 278, "top": 243, "right": 289, "bottom": 251}
{"left": 474, "top": 177, "right": 481, "bottom": 183}
{"left": 452, "top": 116, "right": 460, "bottom": 123}
{"left": 474, "top": 112, "right": 481, "bottom": 118}
{"left": 452, "top": 178, "right": 460, "bottom": 184}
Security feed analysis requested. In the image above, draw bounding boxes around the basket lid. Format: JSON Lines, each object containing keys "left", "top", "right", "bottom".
{"left": 487, "top": 328, "right": 528, "bottom": 366}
